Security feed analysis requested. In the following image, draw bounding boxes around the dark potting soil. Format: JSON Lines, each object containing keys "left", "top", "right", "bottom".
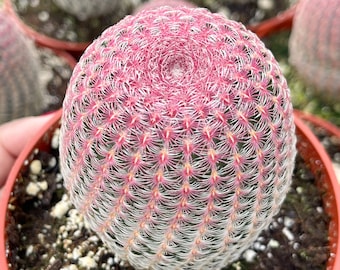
{"left": 5, "top": 126, "right": 331, "bottom": 270}
{"left": 37, "top": 47, "right": 73, "bottom": 114}
{"left": 309, "top": 124, "right": 340, "bottom": 166}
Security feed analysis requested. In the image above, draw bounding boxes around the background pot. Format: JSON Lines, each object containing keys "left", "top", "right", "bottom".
{"left": 294, "top": 109, "right": 340, "bottom": 183}
{"left": 0, "top": 110, "right": 339, "bottom": 269}
{"left": 294, "top": 113, "right": 340, "bottom": 269}
{"left": 4, "top": 0, "right": 90, "bottom": 59}
{"left": 295, "top": 110, "right": 340, "bottom": 139}
{"left": 248, "top": 4, "right": 296, "bottom": 38}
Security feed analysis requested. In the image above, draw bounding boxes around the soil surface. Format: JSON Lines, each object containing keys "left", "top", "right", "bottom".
{"left": 5, "top": 127, "right": 331, "bottom": 270}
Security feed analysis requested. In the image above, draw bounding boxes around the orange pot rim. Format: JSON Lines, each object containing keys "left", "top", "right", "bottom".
{"left": 4, "top": 0, "right": 89, "bottom": 53}
{"left": 247, "top": 4, "right": 296, "bottom": 38}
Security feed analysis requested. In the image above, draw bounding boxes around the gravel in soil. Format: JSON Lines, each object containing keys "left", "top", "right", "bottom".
{"left": 5, "top": 127, "right": 331, "bottom": 270}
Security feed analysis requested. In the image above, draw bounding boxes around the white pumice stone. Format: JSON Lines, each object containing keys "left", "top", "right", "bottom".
{"left": 49, "top": 256, "right": 56, "bottom": 264}
{"left": 78, "top": 256, "right": 97, "bottom": 269}
{"left": 258, "top": 0, "right": 274, "bottom": 10}
{"left": 243, "top": 249, "right": 257, "bottom": 262}
{"left": 284, "top": 216, "right": 295, "bottom": 228}
{"left": 51, "top": 128, "right": 60, "bottom": 149}
{"left": 282, "top": 227, "right": 295, "bottom": 241}
{"left": 30, "top": 159, "right": 42, "bottom": 175}
{"left": 107, "top": 257, "right": 114, "bottom": 265}
{"left": 48, "top": 156, "right": 57, "bottom": 168}
{"left": 51, "top": 199, "right": 71, "bottom": 219}
{"left": 25, "top": 245, "right": 34, "bottom": 257}
{"left": 316, "top": 206, "right": 323, "bottom": 213}
{"left": 268, "top": 239, "right": 280, "bottom": 248}
{"left": 26, "top": 182, "right": 41, "bottom": 196}
{"left": 38, "top": 180, "right": 48, "bottom": 191}
{"left": 61, "top": 264, "right": 78, "bottom": 270}
{"left": 296, "top": 186, "right": 303, "bottom": 194}
{"left": 72, "top": 248, "right": 82, "bottom": 260}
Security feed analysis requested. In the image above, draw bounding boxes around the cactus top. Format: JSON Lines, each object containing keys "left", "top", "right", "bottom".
{"left": 60, "top": 6, "right": 296, "bottom": 270}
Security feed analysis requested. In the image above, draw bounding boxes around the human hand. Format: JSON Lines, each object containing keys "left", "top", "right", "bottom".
{"left": 0, "top": 113, "right": 56, "bottom": 192}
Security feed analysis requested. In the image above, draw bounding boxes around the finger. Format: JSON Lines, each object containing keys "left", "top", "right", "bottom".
{"left": 0, "top": 113, "right": 56, "bottom": 187}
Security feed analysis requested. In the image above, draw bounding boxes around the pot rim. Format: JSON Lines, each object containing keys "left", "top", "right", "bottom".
{"left": 247, "top": 4, "right": 296, "bottom": 38}
{"left": 294, "top": 112, "right": 340, "bottom": 269}
{"left": 0, "top": 109, "right": 62, "bottom": 269}
{"left": 294, "top": 110, "right": 340, "bottom": 139}
{"left": 4, "top": 0, "right": 89, "bottom": 53}
{"left": 0, "top": 110, "right": 339, "bottom": 269}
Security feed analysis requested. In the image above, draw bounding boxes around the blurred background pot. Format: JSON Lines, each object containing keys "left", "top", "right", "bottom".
{"left": 4, "top": 0, "right": 88, "bottom": 59}
{"left": 248, "top": 4, "right": 296, "bottom": 38}
{"left": 3, "top": 0, "right": 135, "bottom": 59}
{"left": 0, "top": 6, "right": 76, "bottom": 124}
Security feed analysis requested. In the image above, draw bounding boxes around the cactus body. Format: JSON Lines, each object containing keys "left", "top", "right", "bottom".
{"left": 60, "top": 7, "right": 296, "bottom": 270}
{"left": 0, "top": 10, "right": 42, "bottom": 124}
{"left": 53, "top": 0, "right": 120, "bottom": 20}
{"left": 289, "top": 0, "right": 340, "bottom": 101}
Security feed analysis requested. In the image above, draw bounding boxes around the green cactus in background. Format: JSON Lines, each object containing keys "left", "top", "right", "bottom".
{"left": 0, "top": 9, "right": 43, "bottom": 124}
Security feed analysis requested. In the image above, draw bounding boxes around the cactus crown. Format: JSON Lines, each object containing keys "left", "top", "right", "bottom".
{"left": 289, "top": 0, "right": 340, "bottom": 99}
{"left": 0, "top": 9, "right": 42, "bottom": 124}
{"left": 53, "top": 0, "right": 120, "bottom": 20}
{"left": 60, "top": 6, "right": 296, "bottom": 270}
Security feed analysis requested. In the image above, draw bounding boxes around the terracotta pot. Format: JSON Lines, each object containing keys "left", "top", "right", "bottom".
{"left": 248, "top": 4, "right": 296, "bottom": 38}
{"left": 293, "top": 113, "right": 340, "bottom": 270}
{"left": 4, "top": 0, "right": 89, "bottom": 60}
{"left": 294, "top": 110, "right": 340, "bottom": 139}
{"left": 247, "top": 4, "right": 340, "bottom": 268}
{"left": 0, "top": 109, "right": 62, "bottom": 269}
{"left": 0, "top": 109, "right": 339, "bottom": 269}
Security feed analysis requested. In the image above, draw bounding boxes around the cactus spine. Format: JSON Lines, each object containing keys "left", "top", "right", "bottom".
{"left": 60, "top": 6, "right": 296, "bottom": 270}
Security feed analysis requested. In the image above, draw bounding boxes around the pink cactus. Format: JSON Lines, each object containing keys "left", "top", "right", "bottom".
{"left": 289, "top": 0, "right": 340, "bottom": 101}
{"left": 60, "top": 6, "right": 296, "bottom": 269}
{"left": 0, "top": 9, "right": 42, "bottom": 124}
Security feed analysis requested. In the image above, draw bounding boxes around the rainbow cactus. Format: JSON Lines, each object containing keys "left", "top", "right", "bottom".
{"left": 60, "top": 6, "right": 296, "bottom": 269}
{"left": 53, "top": 0, "right": 121, "bottom": 20}
{"left": 289, "top": 0, "right": 340, "bottom": 102}
{"left": 0, "top": 9, "right": 42, "bottom": 124}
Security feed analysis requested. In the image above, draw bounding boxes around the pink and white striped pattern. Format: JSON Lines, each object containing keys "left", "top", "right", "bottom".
{"left": 60, "top": 6, "right": 296, "bottom": 269}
